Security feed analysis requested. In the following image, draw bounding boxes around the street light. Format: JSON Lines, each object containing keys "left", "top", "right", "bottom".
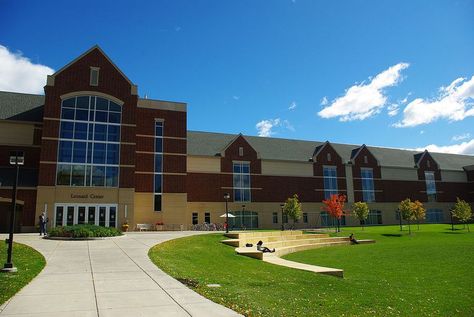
{"left": 2, "top": 151, "right": 24, "bottom": 273}
{"left": 398, "top": 208, "right": 402, "bottom": 231}
{"left": 224, "top": 193, "right": 230, "bottom": 233}
{"left": 280, "top": 203, "right": 284, "bottom": 231}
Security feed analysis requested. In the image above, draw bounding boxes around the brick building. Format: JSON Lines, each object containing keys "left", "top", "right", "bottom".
{"left": 1, "top": 46, "right": 473, "bottom": 232}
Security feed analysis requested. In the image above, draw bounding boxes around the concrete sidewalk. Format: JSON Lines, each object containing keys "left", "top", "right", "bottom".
{"left": 0, "top": 232, "right": 241, "bottom": 317}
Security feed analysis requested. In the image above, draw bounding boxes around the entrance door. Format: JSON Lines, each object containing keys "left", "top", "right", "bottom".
{"left": 54, "top": 204, "right": 118, "bottom": 228}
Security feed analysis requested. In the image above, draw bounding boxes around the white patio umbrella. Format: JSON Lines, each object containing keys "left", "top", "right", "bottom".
{"left": 220, "top": 213, "right": 236, "bottom": 218}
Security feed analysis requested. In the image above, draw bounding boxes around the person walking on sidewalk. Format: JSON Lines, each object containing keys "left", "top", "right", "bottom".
{"left": 39, "top": 211, "right": 48, "bottom": 236}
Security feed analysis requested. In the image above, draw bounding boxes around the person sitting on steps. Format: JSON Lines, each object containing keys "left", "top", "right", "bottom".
{"left": 349, "top": 233, "right": 359, "bottom": 244}
{"left": 256, "top": 240, "right": 275, "bottom": 253}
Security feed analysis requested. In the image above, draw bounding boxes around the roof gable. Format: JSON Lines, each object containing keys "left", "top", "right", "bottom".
{"left": 47, "top": 45, "right": 137, "bottom": 94}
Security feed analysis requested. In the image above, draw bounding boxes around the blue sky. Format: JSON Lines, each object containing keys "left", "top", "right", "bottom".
{"left": 1, "top": 0, "right": 474, "bottom": 153}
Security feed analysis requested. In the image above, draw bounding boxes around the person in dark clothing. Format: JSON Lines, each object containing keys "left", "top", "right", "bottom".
{"left": 39, "top": 211, "right": 48, "bottom": 236}
{"left": 349, "top": 233, "right": 359, "bottom": 244}
{"left": 256, "top": 240, "right": 275, "bottom": 253}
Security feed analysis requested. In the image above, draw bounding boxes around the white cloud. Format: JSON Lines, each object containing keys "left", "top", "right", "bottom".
{"left": 452, "top": 133, "right": 471, "bottom": 142}
{"left": 387, "top": 104, "right": 399, "bottom": 116}
{"left": 415, "top": 139, "right": 474, "bottom": 155}
{"left": 256, "top": 118, "right": 294, "bottom": 137}
{"left": 232, "top": 95, "right": 240, "bottom": 100}
{"left": 318, "top": 62, "right": 409, "bottom": 121}
{"left": 394, "top": 76, "right": 474, "bottom": 127}
{"left": 0, "top": 45, "right": 54, "bottom": 94}
{"left": 320, "top": 96, "right": 328, "bottom": 106}
{"left": 288, "top": 101, "right": 297, "bottom": 110}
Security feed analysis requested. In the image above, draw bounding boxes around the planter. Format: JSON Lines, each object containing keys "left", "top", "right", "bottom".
{"left": 121, "top": 225, "right": 129, "bottom": 232}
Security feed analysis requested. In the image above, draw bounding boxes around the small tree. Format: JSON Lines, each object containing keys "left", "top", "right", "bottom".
{"left": 283, "top": 194, "right": 302, "bottom": 229}
{"left": 352, "top": 202, "right": 370, "bottom": 230}
{"left": 452, "top": 198, "right": 473, "bottom": 232}
{"left": 322, "top": 194, "right": 347, "bottom": 233}
{"left": 412, "top": 200, "right": 426, "bottom": 230}
{"left": 399, "top": 198, "right": 416, "bottom": 235}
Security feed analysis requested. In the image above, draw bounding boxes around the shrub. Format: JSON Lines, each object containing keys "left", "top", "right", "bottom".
{"left": 48, "top": 224, "right": 122, "bottom": 238}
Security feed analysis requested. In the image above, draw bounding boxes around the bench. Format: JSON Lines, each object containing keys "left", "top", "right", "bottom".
{"left": 136, "top": 223, "right": 153, "bottom": 231}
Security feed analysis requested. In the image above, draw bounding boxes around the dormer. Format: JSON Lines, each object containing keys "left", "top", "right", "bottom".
{"left": 312, "top": 141, "right": 345, "bottom": 177}
{"left": 350, "top": 144, "right": 381, "bottom": 178}
{"left": 414, "top": 150, "right": 441, "bottom": 181}
{"left": 220, "top": 134, "right": 261, "bottom": 174}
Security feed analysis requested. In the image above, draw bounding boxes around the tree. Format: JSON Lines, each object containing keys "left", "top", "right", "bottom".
{"left": 412, "top": 200, "right": 426, "bottom": 230}
{"left": 283, "top": 194, "right": 302, "bottom": 229}
{"left": 399, "top": 198, "right": 416, "bottom": 235}
{"left": 452, "top": 198, "right": 473, "bottom": 232}
{"left": 352, "top": 202, "right": 370, "bottom": 230}
{"left": 322, "top": 194, "right": 347, "bottom": 233}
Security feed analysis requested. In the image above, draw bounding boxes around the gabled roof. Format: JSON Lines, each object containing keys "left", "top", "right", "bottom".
{"left": 414, "top": 150, "right": 438, "bottom": 168}
{"left": 187, "top": 131, "right": 474, "bottom": 171}
{"left": 0, "top": 91, "right": 44, "bottom": 122}
{"left": 49, "top": 45, "right": 135, "bottom": 86}
{"left": 350, "top": 144, "right": 380, "bottom": 165}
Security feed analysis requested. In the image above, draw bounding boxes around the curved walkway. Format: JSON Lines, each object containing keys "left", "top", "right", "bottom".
{"left": 0, "top": 232, "right": 241, "bottom": 317}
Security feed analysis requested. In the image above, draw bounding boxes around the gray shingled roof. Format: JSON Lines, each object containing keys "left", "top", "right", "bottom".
{"left": 0, "top": 91, "right": 44, "bottom": 121}
{"left": 187, "top": 131, "right": 474, "bottom": 171}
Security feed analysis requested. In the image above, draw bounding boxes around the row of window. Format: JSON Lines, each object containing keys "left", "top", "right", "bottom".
{"left": 57, "top": 164, "right": 118, "bottom": 187}
{"left": 230, "top": 164, "right": 437, "bottom": 203}
{"left": 154, "top": 121, "right": 163, "bottom": 212}
{"left": 190, "top": 209, "right": 447, "bottom": 227}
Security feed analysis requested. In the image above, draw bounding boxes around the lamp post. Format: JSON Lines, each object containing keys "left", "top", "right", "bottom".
{"left": 280, "top": 203, "right": 284, "bottom": 231}
{"left": 398, "top": 208, "right": 402, "bottom": 231}
{"left": 2, "top": 151, "right": 24, "bottom": 273}
{"left": 224, "top": 193, "right": 230, "bottom": 233}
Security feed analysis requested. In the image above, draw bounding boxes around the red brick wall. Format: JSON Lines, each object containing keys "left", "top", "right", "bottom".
{"left": 313, "top": 143, "right": 346, "bottom": 178}
{"left": 135, "top": 107, "right": 186, "bottom": 193}
{"left": 0, "top": 189, "right": 37, "bottom": 226}
{"left": 221, "top": 135, "right": 261, "bottom": 174}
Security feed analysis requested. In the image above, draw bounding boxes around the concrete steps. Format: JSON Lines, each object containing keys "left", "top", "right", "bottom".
{"left": 223, "top": 230, "right": 375, "bottom": 278}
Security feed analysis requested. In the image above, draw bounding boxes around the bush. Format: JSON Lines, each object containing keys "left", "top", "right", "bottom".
{"left": 48, "top": 224, "right": 122, "bottom": 238}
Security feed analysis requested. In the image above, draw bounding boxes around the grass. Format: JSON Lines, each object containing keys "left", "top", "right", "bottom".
{"left": 149, "top": 224, "right": 474, "bottom": 317}
{"left": 0, "top": 242, "right": 46, "bottom": 305}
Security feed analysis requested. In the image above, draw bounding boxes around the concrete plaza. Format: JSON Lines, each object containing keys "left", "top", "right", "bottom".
{"left": 0, "top": 232, "right": 241, "bottom": 317}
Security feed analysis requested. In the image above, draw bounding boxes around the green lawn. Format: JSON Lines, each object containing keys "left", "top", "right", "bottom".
{"left": 0, "top": 242, "right": 46, "bottom": 305}
{"left": 149, "top": 225, "right": 474, "bottom": 317}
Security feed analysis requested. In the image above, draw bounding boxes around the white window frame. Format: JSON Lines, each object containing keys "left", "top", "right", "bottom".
{"left": 54, "top": 203, "right": 118, "bottom": 228}
{"left": 90, "top": 67, "right": 100, "bottom": 86}
{"left": 233, "top": 161, "right": 251, "bottom": 202}
{"left": 361, "top": 167, "right": 375, "bottom": 202}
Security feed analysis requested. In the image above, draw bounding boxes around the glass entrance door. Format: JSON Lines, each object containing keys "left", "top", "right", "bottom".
{"left": 54, "top": 204, "right": 118, "bottom": 227}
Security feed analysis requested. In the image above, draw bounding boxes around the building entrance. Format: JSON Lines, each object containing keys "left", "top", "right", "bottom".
{"left": 54, "top": 204, "right": 117, "bottom": 227}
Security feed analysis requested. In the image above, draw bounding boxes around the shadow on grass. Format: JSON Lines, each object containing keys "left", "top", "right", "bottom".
{"left": 381, "top": 234, "right": 403, "bottom": 237}
{"left": 443, "top": 231, "right": 470, "bottom": 234}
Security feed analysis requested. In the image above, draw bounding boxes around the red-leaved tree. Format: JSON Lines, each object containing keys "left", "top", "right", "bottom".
{"left": 322, "top": 194, "right": 347, "bottom": 232}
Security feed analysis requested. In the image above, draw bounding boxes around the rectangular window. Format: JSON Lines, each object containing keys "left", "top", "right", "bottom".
{"left": 303, "top": 213, "right": 308, "bottom": 223}
{"left": 361, "top": 168, "right": 375, "bottom": 202}
{"left": 192, "top": 212, "right": 198, "bottom": 225}
{"left": 233, "top": 162, "right": 251, "bottom": 202}
{"left": 323, "top": 166, "right": 338, "bottom": 199}
{"left": 426, "top": 209, "right": 444, "bottom": 223}
{"left": 90, "top": 67, "right": 99, "bottom": 86}
{"left": 363, "top": 210, "right": 382, "bottom": 225}
{"left": 321, "top": 211, "right": 346, "bottom": 227}
{"left": 283, "top": 214, "right": 288, "bottom": 223}
{"left": 154, "top": 121, "right": 164, "bottom": 211}
{"left": 272, "top": 212, "right": 278, "bottom": 224}
{"left": 205, "top": 212, "right": 211, "bottom": 224}
{"left": 425, "top": 172, "right": 436, "bottom": 202}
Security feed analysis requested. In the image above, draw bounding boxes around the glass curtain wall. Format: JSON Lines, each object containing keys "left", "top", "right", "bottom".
{"left": 56, "top": 96, "right": 121, "bottom": 187}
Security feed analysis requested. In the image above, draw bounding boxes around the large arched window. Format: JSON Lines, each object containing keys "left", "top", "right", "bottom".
{"left": 56, "top": 96, "right": 121, "bottom": 187}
